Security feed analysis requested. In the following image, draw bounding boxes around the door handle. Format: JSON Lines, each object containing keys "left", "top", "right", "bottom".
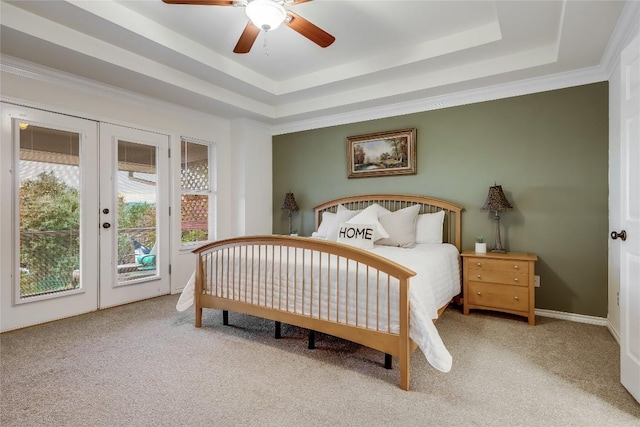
{"left": 610, "top": 230, "right": 627, "bottom": 241}
{"left": 102, "top": 222, "right": 111, "bottom": 229}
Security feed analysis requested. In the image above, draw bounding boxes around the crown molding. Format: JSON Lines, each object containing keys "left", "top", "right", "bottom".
{"left": 0, "top": 55, "right": 228, "bottom": 128}
{"left": 602, "top": 0, "right": 640, "bottom": 79}
{"left": 272, "top": 3, "right": 640, "bottom": 136}
{"left": 2, "top": 55, "right": 148, "bottom": 105}
{"left": 0, "top": 51, "right": 612, "bottom": 139}
{"left": 272, "top": 65, "right": 607, "bottom": 135}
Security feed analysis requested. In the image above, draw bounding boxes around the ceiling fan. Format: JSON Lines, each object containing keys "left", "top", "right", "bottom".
{"left": 162, "top": 0, "right": 335, "bottom": 54}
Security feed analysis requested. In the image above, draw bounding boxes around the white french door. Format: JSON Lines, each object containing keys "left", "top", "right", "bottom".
{"left": 1, "top": 105, "right": 100, "bottom": 331}
{"left": 618, "top": 33, "right": 640, "bottom": 403}
{"left": 98, "top": 123, "right": 170, "bottom": 308}
{"left": 0, "top": 105, "right": 171, "bottom": 332}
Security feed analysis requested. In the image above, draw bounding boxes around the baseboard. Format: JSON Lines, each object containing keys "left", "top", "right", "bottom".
{"left": 535, "top": 308, "right": 608, "bottom": 326}
{"left": 606, "top": 320, "right": 621, "bottom": 345}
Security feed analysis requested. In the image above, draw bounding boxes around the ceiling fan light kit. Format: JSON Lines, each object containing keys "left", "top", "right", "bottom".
{"left": 162, "top": 0, "right": 335, "bottom": 54}
{"left": 246, "top": 0, "right": 286, "bottom": 31}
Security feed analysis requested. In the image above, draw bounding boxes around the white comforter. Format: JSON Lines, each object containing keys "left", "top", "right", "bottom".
{"left": 177, "top": 243, "right": 460, "bottom": 373}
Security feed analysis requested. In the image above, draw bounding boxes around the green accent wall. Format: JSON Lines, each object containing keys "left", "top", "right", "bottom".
{"left": 273, "top": 82, "right": 609, "bottom": 317}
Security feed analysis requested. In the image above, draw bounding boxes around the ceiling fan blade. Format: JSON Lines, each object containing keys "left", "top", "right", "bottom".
{"left": 284, "top": 11, "right": 335, "bottom": 48}
{"left": 161, "top": 0, "right": 234, "bottom": 5}
{"left": 234, "top": 21, "right": 261, "bottom": 54}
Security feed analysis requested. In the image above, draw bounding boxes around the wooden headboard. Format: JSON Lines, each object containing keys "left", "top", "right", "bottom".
{"left": 313, "top": 194, "right": 464, "bottom": 251}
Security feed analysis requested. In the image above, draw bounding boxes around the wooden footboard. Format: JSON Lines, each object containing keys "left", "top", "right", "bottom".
{"left": 192, "top": 194, "right": 463, "bottom": 391}
{"left": 193, "top": 235, "right": 417, "bottom": 390}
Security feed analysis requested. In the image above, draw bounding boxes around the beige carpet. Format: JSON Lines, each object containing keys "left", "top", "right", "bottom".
{"left": 1, "top": 295, "right": 638, "bottom": 426}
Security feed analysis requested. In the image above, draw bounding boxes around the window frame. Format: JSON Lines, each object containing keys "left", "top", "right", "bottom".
{"left": 179, "top": 136, "right": 216, "bottom": 250}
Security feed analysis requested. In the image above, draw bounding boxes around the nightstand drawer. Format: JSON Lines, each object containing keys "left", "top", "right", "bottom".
{"left": 467, "top": 281, "right": 529, "bottom": 312}
{"left": 466, "top": 270, "right": 529, "bottom": 287}
{"left": 467, "top": 258, "right": 529, "bottom": 274}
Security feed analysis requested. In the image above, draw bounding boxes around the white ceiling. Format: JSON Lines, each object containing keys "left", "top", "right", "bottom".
{"left": 0, "top": 0, "right": 631, "bottom": 130}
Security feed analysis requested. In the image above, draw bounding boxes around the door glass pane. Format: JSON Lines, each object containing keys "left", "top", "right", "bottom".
{"left": 117, "top": 140, "right": 157, "bottom": 284}
{"left": 19, "top": 124, "right": 80, "bottom": 298}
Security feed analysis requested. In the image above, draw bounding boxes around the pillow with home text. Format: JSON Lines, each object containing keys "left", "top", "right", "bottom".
{"left": 326, "top": 205, "right": 363, "bottom": 241}
{"left": 346, "top": 204, "right": 389, "bottom": 241}
{"left": 336, "top": 223, "right": 376, "bottom": 249}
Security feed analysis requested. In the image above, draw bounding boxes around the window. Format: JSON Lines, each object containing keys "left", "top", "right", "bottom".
{"left": 180, "top": 137, "right": 216, "bottom": 246}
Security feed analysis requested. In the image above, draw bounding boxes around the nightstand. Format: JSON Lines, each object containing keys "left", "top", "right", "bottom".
{"left": 461, "top": 250, "right": 538, "bottom": 325}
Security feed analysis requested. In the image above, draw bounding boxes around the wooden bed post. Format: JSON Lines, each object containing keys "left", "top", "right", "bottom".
{"left": 399, "top": 276, "right": 411, "bottom": 391}
{"left": 195, "top": 255, "right": 203, "bottom": 328}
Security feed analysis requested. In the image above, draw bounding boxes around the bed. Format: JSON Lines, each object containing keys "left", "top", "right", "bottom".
{"left": 184, "top": 194, "right": 463, "bottom": 390}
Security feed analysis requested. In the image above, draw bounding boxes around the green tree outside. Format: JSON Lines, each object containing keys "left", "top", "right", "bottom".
{"left": 20, "top": 172, "right": 80, "bottom": 296}
{"left": 19, "top": 172, "right": 156, "bottom": 296}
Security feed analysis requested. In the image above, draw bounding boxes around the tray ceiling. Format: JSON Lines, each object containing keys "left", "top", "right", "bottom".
{"left": 0, "top": 0, "right": 629, "bottom": 127}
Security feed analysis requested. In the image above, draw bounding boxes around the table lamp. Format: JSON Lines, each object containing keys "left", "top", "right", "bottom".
{"left": 480, "top": 184, "right": 512, "bottom": 253}
{"left": 281, "top": 192, "right": 299, "bottom": 235}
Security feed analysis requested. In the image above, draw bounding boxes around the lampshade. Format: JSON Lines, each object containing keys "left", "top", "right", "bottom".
{"left": 281, "top": 192, "right": 299, "bottom": 212}
{"left": 480, "top": 185, "right": 513, "bottom": 213}
{"left": 246, "top": 0, "right": 287, "bottom": 32}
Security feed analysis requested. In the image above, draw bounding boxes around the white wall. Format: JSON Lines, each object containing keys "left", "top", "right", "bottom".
{"left": 0, "top": 57, "right": 272, "bottom": 295}
{"left": 230, "top": 118, "right": 273, "bottom": 236}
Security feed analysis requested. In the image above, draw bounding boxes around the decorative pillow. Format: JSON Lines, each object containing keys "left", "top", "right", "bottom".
{"left": 415, "top": 210, "right": 445, "bottom": 244}
{"left": 315, "top": 211, "right": 336, "bottom": 238}
{"left": 326, "top": 205, "right": 362, "bottom": 241}
{"left": 336, "top": 223, "right": 376, "bottom": 249}
{"left": 376, "top": 204, "right": 421, "bottom": 248}
{"left": 346, "top": 204, "right": 390, "bottom": 241}
{"left": 365, "top": 203, "right": 391, "bottom": 217}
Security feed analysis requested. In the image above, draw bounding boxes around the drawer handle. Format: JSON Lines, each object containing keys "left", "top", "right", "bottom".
{"left": 514, "top": 296, "right": 519, "bottom": 301}
{"left": 477, "top": 291, "right": 481, "bottom": 296}
{"left": 476, "top": 274, "right": 481, "bottom": 279}
{"left": 514, "top": 265, "right": 519, "bottom": 269}
{"left": 476, "top": 262, "right": 481, "bottom": 266}
{"left": 514, "top": 278, "right": 519, "bottom": 282}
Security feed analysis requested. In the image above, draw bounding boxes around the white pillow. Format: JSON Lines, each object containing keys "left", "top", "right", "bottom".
{"left": 415, "top": 210, "right": 445, "bottom": 244}
{"left": 365, "top": 203, "right": 391, "bottom": 217}
{"left": 376, "top": 204, "right": 421, "bottom": 248}
{"left": 336, "top": 223, "right": 376, "bottom": 249}
{"left": 346, "top": 204, "right": 389, "bottom": 241}
{"left": 326, "top": 205, "right": 362, "bottom": 241}
{"left": 316, "top": 211, "right": 336, "bottom": 238}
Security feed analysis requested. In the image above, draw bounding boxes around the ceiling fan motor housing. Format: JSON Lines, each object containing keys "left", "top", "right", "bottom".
{"left": 246, "top": 0, "right": 287, "bottom": 31}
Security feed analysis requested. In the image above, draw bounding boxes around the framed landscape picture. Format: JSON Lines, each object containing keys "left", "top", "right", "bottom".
{"left": 347, "top": 128, "right": 417, "bottom": 178}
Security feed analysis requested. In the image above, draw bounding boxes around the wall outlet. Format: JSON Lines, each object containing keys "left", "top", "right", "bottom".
{"left": 534, "top": 275, "right": 540, "bottom": 287}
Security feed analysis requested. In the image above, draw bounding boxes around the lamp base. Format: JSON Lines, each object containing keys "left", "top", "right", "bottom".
{"left": 491, "top": 213, "right": 507, "bottom": 254}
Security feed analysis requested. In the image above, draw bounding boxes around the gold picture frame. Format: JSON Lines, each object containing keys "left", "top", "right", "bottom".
{"left": 347, "top": 128, "right": 417, "bottom": 178}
